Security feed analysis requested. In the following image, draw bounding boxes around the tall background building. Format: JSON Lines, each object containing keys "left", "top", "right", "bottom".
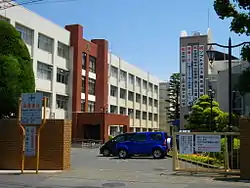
{"left": 179, "top": 30, "right": 212, "bottom": 129}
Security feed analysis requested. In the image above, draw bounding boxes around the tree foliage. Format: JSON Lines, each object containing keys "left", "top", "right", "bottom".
{"left": 214, "top": 0, "right": 250, "bottom": 61}
{"left": 166, "top": 73, "right": 180, "bottom": 123}
{"left": 0, "top": 21, "right": 35, "bottom": 118}
{"left": 185, "top": 95, "right": 237, "bottom": 132}
{"left": 237, "top": 67, "right": 250, "bottom": 94}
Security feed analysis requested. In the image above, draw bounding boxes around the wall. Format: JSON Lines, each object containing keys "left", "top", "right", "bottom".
{"left": 159, "top": 82, "right": 170, "bottom": 132}
{"left": 240, "top": 118, "right": 250, "bottom": 179}
{"left": 0, "top": 119, "right": 71, "bottom": 170}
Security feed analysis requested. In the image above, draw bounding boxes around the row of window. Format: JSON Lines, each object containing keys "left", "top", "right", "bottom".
{"left": 110, "top": 105, "right": 158, "bottom": 121}
{"left": 82, "top": 53, "right": 96, "bottom": 73}
{"left": 0, "top": 15, "right": 70, "bottom": 59}
{"left": 81, "top": 77, "right": 96, "bottom": 95}
{"left": 37, "top": 91, "right": 68, "bottom": 110}
{"left": 110, "top": 86, "right": 158, "bottom": 107}
{"left": 81, "top": 100, "right": 95, "bottom": 112}
{"left": 110, "top": 66, "right": 158, "bottom": 93}
{"left": 37, "top": 61, "right": 69, "bottom": 84}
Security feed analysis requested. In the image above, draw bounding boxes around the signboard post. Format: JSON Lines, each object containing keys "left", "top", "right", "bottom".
{"left": 19, "top": 92, "right": 47, "bottom": 174}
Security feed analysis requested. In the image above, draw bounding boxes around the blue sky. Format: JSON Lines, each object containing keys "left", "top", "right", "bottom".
{"left": 24, "top": 0, "right": 249, "bottom": 81}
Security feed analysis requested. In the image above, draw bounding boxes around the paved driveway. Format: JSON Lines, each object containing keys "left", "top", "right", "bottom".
{"left": 0, "top": 148, "right": 248, "bottom": 188}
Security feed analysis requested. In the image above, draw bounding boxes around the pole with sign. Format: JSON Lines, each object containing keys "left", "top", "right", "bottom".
{"left": 19, "top": 92, "right": 47, "bottom": 174}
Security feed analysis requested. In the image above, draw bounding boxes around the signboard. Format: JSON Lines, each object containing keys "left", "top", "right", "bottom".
{"left": 192, "top": 45, "right": 198, "bottom": 102}
{"left": 186, "top": 46, "right": 193, "bottom": 106}
{"left": 179, "top": 134, "right": 194, "bottom": 154}
{"left": 180, "top": 46, "right": 186, "bottom": 107}
{"left": 21, "top": 93, "right": 43, "bottom": 125}
{"left": 25, "top": 126, "right": 36, "bottom": 156}
{"left": 195, "top": 135, "right": 221, "bottom": 152}
{"left": 198, "top": 45, "right": 204, "bottom": 96}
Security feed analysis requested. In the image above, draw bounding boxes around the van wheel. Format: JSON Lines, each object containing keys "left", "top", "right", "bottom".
{"left": 118, "top": 149, "right": 128, "bottom": 159}
{"left": 152, "top": 149, "right": 163, "bottom": 159}
{"left": 103, "top": 149, "right": 111, "bottom": 157}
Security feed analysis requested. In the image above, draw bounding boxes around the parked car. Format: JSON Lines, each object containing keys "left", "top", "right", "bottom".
{"left": 100, "top": 133, "right": 129, "bottom": 157}
{"left": 115, "top": 132, "right": 169, "bottom": 159}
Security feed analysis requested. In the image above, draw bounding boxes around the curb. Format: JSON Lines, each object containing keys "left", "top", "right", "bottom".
{"left": 0, "top": 170, "right": 62, "bottom": 174}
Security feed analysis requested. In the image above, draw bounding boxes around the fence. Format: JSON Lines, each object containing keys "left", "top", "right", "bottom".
{"left": 172, "top": 132, "right": 240, "bottom": 175}
{"left": 72, "top": 138, "right": 104, "bottom": 149}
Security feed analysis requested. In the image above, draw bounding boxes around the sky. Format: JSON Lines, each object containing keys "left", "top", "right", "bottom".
{"left": 22, "top": 0, "right": 249, "bottom": 81}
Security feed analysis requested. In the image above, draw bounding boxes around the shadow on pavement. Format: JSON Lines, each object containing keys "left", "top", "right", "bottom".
{"left": 213, "top": 177, "right": 250, "bottom": 183}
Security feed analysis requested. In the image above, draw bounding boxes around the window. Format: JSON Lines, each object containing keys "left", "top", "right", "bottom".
{"left": 37, "top": 91, "right": 51, "bottom": 107}
{"left": 149, "top": 83, "right": 153, "bottom": 91}
{"left": 128, "top": 74, "right": 134, "bottom": 84}
{"left": 38, "top": 33, "right": 53, "bottom": 53}
{"left": 154, "top": 85, "right": 158, "bottom": 94}
{"left": 110, "top": 85, "right": 118, "bottom": 97}
{"left": 150, "top": 133, "right": 162, "bottom": 141}
{"left": 149, "top": 98, "right": 153, "bottom": 106}
{"left": 89, "top": 56, "right": 96, "bottom": 73}
{"left": 132, "top": 133, "right": 147, "bottom": 142}
{"left": 128, "top": 109, "right": 134, "bottom": 118}
{"left": 15, "top": 23, "right": 33, "bottom": 45}
{"left": 120, "top": 70, "right": 127, "bottom": 81}
{"left": 82, "top": 77, "right": 85, "bottom": 93}
{"left": 143, "top": 80, "right": 147, "bottom": 90}
{"left": 82, "top": 53, "right": 86, "bottom": 69}
{"left": 37, "top": 62, "right": 52, "bottom": 80}
{"left": 120, "top": 88, "right": 126, "bottom": 99}
{"left": 136, "top": 110, "right": 141, "bottom": 119}
{"left": 154, "top": 114, "right": 158, "bottom": 121}
{"left": 128, "top": 91, "right": 134, "bottom": 101}
{"left": 136, "top": 94, "right": 141, "bottom": 103}
{"left": 111, "top": 66, "right": 118, "bottom": 78}
{"left": 57, "top": 68, "right": 68, "bottom": 84}
{"left": 81, "top": 99, "right": 85, "bottom": 111}
{"left": 113, "top": 134, "right": 126, "bottom": 142}
{"left": 110, "top": 105, "right": 118, "bottom": 114}
{"left": 56, "top": 95, "right": 68, "bottom": 110}
{"left": 0, "top": 15, "right": 10, "bottom": 23}
{"left": 142, "top": 96, "right": 147, "bottom": 104}
{"left": 88, "top": 78, "right": 96, "bottom": 95}
{"left": 154, "top": 99, "right": 158, "bottom": 107}
{"left": 120, "top": 107, "right": 126, "bottom": 115}
{"left": 136, "top": 77, "right": 141, "bottom": 87}
{"left": 57, "top": 42, "right": 69, "bottom": 59}
{"left": 148, "top": 113, "right": 153, "bottom": 121}
{"left": 88, "top": 101, "right": 95, "bottom": 112}
{"left": 142, "top": 112, "right": 147, "bottom": 120}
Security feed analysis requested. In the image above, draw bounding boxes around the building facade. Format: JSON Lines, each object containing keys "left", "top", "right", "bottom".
{"left": 179, "top": 31, "right": 211, "bottom": 129}
{"left": 0, "top": 3, "right": 73, "bottom": 120}
{"left": 1, "top": 4, "right": 161, "bottom": 141}
{"left": 108, "top": 53, "right": 160, "bottom": 135}
{"left": 159, "top": 82, "right": 171, "bottom": 133}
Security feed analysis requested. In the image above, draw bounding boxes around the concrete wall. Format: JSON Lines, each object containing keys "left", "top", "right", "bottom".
{"left": 0, "top": 119, "right": 71, "bottom": 170}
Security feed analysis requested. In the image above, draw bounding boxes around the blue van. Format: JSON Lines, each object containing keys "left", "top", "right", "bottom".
{"left": 115, "top": 132, "right": 169, "bottom": 159}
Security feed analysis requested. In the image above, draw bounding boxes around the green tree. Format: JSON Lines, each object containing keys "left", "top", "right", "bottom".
{"left": 166, "top": 73, "right": 180, "bottom": 128}
{"left": 185, "top": 95, "right": 231, "bottom": 132}
{"left": 0, "top": 21, "right": 35, "bottom": 118}
{"left": 214, "top": 0, "right": 250, "bottom": 61}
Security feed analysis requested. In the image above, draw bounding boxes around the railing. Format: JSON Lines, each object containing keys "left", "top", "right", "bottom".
{"left": 171, "top": 132, "right": 240, "bottom": 175}
{"left": 72, "top": 138, "right": 104, "bottom": 149}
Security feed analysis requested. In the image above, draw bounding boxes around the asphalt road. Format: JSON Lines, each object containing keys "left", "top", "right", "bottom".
{"left": 0, "top": 148, "right": 249, "bottom": 188}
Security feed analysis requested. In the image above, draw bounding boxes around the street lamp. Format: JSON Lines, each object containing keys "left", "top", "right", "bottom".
{"left": 208, "top": 88, "right": 215, "bottom": 131}
{"left": 206, "top": 38, "right": 250, "bottom": 169}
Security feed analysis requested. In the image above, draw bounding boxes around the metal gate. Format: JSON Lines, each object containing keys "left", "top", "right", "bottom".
{"left": 172, "top": 132, "right": 240, "bottom": 175}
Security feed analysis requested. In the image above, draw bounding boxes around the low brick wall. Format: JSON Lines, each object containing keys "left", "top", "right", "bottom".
{"left": 0, "top": 119, "right": 71, "bottom": 170}
{"left": 240, "top": 118, "right": 250, "bottom": 179}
